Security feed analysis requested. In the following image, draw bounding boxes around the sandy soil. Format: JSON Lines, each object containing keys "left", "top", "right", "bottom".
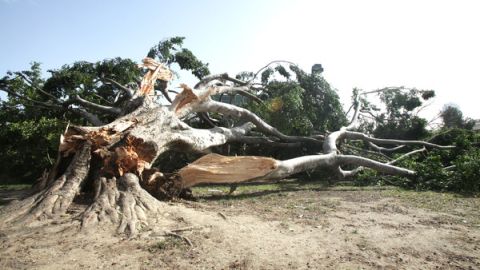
{"left": 0, "top": 184, "right": 479, "bottom": 269}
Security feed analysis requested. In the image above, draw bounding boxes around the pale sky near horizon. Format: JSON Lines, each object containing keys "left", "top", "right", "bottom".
{"left": 1, "top": 0, "right": 479, "bottom": 120}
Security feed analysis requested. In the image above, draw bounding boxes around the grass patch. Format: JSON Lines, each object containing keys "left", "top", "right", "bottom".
{"left": 192, "top": 179, "right": 330, "bottom": 199}
{"left": 382, "top": 188, "right": 479, "bottom": 211}
{"left": 148, "top": 236, "right": 186, "bottom": 252}
{"left": 0, "top": 184, "right": 31, "bottom": 191}
{"left": 191, "top": 179, "right": 480, "bottom": 227}
{"left": 192, "top": 179, "right": 399, "bottom": 204}
{"left": 381, "top": 188, "right": 480, "bottom": 226}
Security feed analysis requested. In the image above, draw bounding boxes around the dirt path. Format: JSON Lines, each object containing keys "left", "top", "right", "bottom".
{"left": 0, "top": 184, "right": 479, "bottom": 269}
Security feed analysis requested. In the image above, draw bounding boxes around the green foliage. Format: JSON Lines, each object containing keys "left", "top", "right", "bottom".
{"left": 451, "top": 148, "right": 480, "bottom": 193}
{"left": 247, "top": 64, "right": 347, "bottom": 137}
{"left": 440, "top": 104, "right": 475, "bottom": 129}
{"left": 374, "top": 116, "right": 429, "bottom": 140}
{"left": 232, "top": 64, "right": 347, "bottom": 163}
{"left": 356, "top": 128, "right": 480, "bottom": 194}
{"left": 0, "top": 117, "right": 63, "bottom": 183}
{"left": 2, "top": 59, "right": 141, "bottom": 125}
{"left": 370, "top": 88, "right": 434, "bottom": 140}
{"left": 147, "top": 37, "right": 210, "bottom": 79}
{"left": 354, "top": 169, "right": 385, "bottom": 186}
{"left": 409, "top": 152, "right": 452, "bottom": 191}
{"left": 249, "top": 82, "right": 312, "bottom": 136}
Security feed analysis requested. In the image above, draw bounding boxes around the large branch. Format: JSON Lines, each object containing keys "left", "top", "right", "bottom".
{"left": 387, "top": 147, "right": 427, "bottom": 165}
{"left": 172, "top": 122, "right": 256, "bottom": 153}
{"left": 178, "top": 152, "right": 414, "bottom": 188}
{"left": 271, "top": 153, "right": 414, "bottom": 179}
{"left": 335, "top": 147, "right": 427, "bottom": 178}
{"left": 193, "top": 100, "right": 321, "bottom": 145}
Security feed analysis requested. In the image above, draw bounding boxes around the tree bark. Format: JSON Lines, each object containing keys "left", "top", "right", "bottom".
{"left": 0, "top": 58, "right": 453, "bottom": 236}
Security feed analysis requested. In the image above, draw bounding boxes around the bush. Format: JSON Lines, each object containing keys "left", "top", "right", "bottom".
{"left": 355, "top": 128, "right": 480, "bottom": 194}
{"left": 0, "top": 117, "right": 64, "bottom": 183}
{"left": 451, "top": 148, "right": 480, "bottom": 193}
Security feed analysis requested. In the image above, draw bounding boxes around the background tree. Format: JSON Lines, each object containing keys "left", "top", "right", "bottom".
{"left": 440, "top": 104, "right": 475, "bottom": 129}
{"left": 363, "top": 87, "right": 435, "bottom": 140}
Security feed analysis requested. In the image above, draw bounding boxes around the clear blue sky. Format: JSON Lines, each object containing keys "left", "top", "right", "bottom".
{"left": 1, "top": 0, "right": 479, "bottom": 119}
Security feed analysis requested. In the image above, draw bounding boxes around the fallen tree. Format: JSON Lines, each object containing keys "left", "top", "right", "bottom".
{"left": 0, "top": 57, "right": 453, "bottom": 236}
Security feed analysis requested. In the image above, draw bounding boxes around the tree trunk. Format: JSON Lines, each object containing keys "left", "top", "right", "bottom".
{"left": 0, "top": 58, "right": 453, "bottom": 236}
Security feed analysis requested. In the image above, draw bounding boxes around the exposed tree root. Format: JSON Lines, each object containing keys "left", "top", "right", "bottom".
{"left": 81, "top": 173, "right": 161, "bottom": 236}
{"left": 0, "top": 142, "right": 92, "bottom": 225}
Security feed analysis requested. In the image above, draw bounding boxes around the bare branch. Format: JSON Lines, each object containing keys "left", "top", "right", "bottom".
{"left": 228, "top": 136, "right": 302, "bottom": 148}
{"left": 73, "top": 95, "right": 122, "bottom": 115}
{"left": 69, "top": 107, "right": 104, "bottom": 126}
{"left": 361, "top": 87, "right": 401, "bottom": 95}
{"left": 368, "top": 142, "right": 406, "bottom": 153}
{"left": 93, "top": 93, "right": 114, "bottom": 105}
{"left": 0, "top": 87, "right": 64, "bottom": 110}
{"left": 250, "top": 60, "right": 298, "bottom": 83}
{"left": 346, "top": 92, "right": 362, "bottom": 129}
{"left": 444, "top": 165, "right": 456, "bottom": 171}
{"left": 360, "top": 110, "right": 382, "bottom": 122}
{"left": 16, "top": 72, "right": 61, "bottom": 102}
{"left": 103, "top": 78, "right": 134, "bottom": 98}
{"left": 264, "top": 153, "right": 414, "bottom": 181}
{"left": 193, "top": 100, "right": 321, "bottom": 145}
{"left": 337, "top": 147, "right": 427, "bottom": 177}
{"left": 158, "top": 88, "right": 172, "bottom": 103}
{"left": 387, "top": 147, "right": 426, "bottom": 165}
{"left": 234, "top": 89, "right": 263, "bottom": 104}
{"left": 194, "top": 73, "right": 249, "bottom": 89}
{"left": 345, "top": 131, "right": 455, "bottom": 150}
{"left": 198, "top": 112, "right": 218, "bottom": 127}
{"left": 0, "top": 87, "right": 104, "bottom": 126}
{"left": 336, "top": 166, "right": 365, "bottom": 178}
{"left": 213, "top": 86, "right": 263, "bottom": 104}
{"left": 194, "top": 73, "right": 228, "bottom": 89}
{"left": 342, "top": 144, "right": 392, "bottom": 161}
{"left": 345, "top": 103, "right": 355, "bottom": 117}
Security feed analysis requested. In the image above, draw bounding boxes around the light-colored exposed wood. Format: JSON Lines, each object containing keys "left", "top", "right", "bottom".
{"left": 139, "top": 58, "right": 173, "bottom": 95}
{"left": 178, "top": 153, "right": 278, "bottom": 187}
{"left": 170, "top": 84, "right": 199, "bottom": 113}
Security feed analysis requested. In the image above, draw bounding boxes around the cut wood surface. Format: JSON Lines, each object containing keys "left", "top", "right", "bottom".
{"left": 178, "top": 153, "right": 278, "bottom": 187}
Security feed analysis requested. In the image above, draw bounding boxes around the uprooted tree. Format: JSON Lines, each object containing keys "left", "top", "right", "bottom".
{"left": 0, "top": 44, "right": 454, "bottom": 236}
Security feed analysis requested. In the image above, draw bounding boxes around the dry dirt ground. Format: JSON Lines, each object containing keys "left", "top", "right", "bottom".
{"left": 0, "top": 181, "right": 479, "bottom": 269}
